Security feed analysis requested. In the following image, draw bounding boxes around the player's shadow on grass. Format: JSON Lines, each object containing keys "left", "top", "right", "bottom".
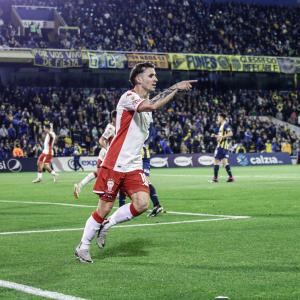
{"left": 96, "top": 238, "right": 153, "bottom": 260}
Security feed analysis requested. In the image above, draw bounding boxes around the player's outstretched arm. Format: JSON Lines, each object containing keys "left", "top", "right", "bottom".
{"left": 137, "top": 80, "right": 197, "bottom": 112}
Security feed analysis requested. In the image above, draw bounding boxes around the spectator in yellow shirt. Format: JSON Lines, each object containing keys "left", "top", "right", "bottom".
{"left": 265, "top": 140, "right": 272, "bottom": 153}
{"left": 281, "top": 139, "right": 292, "bottom": 155}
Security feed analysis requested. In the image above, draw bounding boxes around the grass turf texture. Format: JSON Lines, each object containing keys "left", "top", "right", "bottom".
{"left": 0, "top": 165, "right": 299, "bottom": 300}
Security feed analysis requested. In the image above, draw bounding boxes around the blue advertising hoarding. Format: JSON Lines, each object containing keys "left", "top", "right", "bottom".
{"left": 150, "top": 152, "right": 291, "bottom": 168}
{"left": 0, "top": 152, "right": 292, "bottom": 172}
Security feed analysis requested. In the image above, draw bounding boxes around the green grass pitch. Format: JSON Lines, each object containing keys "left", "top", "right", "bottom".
{"left": 0, "top": 165, "right": 299, "bottom": 300}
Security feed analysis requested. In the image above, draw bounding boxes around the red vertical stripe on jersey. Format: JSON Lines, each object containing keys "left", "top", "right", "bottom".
{"left": 103, "top": 110, "right": 134, "bottom": 169}
{"left": 48, "top": 134, "right": 53, "bottom": 155}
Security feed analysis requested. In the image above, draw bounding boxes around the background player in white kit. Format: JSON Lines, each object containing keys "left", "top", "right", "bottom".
{"left": 75, "top": 62, "right": 196, "bottom": 263}
{"left": 32, "top": 123, "right": 58, "bottom": 183}
{"left": 73, "top": 110, "right": 117, "bottom": 198}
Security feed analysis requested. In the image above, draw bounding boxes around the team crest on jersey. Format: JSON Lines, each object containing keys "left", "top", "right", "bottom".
{"left": 107, "top": 179, "right": 115, "bottom": 193}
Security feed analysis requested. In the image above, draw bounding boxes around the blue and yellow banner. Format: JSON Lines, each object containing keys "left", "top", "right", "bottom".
{"left": 230, "top": 55, "right": 280, "bottom": 73}
{"left": 169, "top": 53, "right": 281, "bottom": 73}
{"left": 32, "top": 49, "right": 83, "bottom": 68}
{"left": 30, "top": 49, "right": 300, "bottom": 74}
{"left": 169, "top": 53, "right": 231, "bottom": 71}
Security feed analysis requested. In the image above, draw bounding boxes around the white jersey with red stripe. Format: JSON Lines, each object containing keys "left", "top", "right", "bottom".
{"left": 102, "top": 90, "right": 152, "bottom": 172}
{"left": 42, "top": 131, "right": 56, "bottom": 155}
{"left": 97, "top": 123, "right": 116, "bottom": 161}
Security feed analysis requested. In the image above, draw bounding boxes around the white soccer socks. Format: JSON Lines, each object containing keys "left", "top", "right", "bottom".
{"left": 79, "top": 172, "right": 96, "bottom": 188}
{"left": 106, "top": 203, "right": 140, "bottom": 229}
{"left": 80, "top": 212, "right": 103, "bottom": 250}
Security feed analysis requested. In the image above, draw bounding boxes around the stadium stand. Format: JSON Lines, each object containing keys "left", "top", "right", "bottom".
{"left": 0, "top": 0, "right": 299, "bottom": 55}
{"left": 0, "top": 0, "right": 299, "bottom": 159}
{"left": 0, "top": 87, "right": 299, "bottom": 158}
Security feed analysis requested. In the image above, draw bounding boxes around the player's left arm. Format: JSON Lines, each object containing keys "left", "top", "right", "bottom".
{"left": 99, "top": 125, "right": 114, "bottom": 150}
{"left": 223, "top": 129, "right": 233, "bottom": 139}
{"left": 49, "top": 123, "right": 55, "bottom": 138}
{"left": 137, "top": 80, "right": 197, "bottom": 112}
{"left": 220, "top": 125, "right": 233, "bottom": 141}
{"left": 99, "top": 136, "right": 109, "bottom": 150}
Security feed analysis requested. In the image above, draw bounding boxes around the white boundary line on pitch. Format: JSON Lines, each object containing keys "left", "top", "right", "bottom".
{"left": 0, "top": 279, "right": 87, "bottom": 300}
{"left": 0, "top": 199, "right": 250, "bottom": 236}
{"left": 0, "top": 217, "right": 249, "bottom": 236}
{"left": 0, "top": 199, "right": 250, "bottom": 219}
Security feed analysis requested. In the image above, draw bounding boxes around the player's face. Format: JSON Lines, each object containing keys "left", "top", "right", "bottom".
{"left": 217, "top": 115, "right": 222, "bottom": 124}
{"left": 139, "top": 68, "right": 158, "bottom": 92}
{"left": 44, "top": 127, "right": 49, "bottom": 133}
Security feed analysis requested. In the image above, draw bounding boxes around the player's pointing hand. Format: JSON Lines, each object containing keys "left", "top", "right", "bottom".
{"left": 172, "top": 80, "right": 198, "bottom": 91}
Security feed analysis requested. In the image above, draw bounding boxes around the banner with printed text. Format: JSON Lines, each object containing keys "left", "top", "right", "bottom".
{"left": 230, "top": 55, "right": 280, "bottom": 73}
{"left": 149, "top": 152, "right": 291, "bottom": 168}
{"left": 88, "top": 52, "right": 126, "bottom": 69}
{"left": 126, "top": 53, "right": 169, "bottom": 69}
{"left": 169, "top": 53, "right": 289, "bottom": 73}
{"left": 169, "top": 53, "right": 231, "bottom": 71}
{"left": 32, "top": 49, "right": 83, "bottom": 68}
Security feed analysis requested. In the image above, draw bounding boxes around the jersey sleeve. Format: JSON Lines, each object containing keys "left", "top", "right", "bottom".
{"left": 102, "top": 124, "right": 114, "bottom": 140}
{"left": 224, "top": 123, "right": 232, "bottom": 133}
{"left": 122, "top": 92, "right": 144, "bottom": 111}
{"left": 49, "top": 131, "right": 56, "bottom": 139}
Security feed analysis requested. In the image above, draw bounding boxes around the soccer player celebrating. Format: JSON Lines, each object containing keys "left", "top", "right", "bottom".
{"left": 211, "top": 113, "right": 234, "bottom": 183}
{"left": 73, "top": 111, "right": 117, "bottom": 198}
{"left": 75, "top": 62, "right": 196, "bottom": 263}
{"left": 32, "top": 123, "right": 58, "bottom": 183}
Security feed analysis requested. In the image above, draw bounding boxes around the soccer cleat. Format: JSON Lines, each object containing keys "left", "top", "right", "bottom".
{"left": 209, "top": 177, "right": 218, "bottom": 183}
{"left": 32, "top": 178, "right": 41, "bottom": 183}
{"left": 75, "top": 244, "right": 93, "bottom": 263}
{"left": 96, "top": 220, "right": 110, "bottom": 249}
{"left": 148, "top": 205, "right": 164, "bottom": 217}
{"left": 73, "top": 183, "right": 80, "bottom": 199}
{"left": 227, "top": 176, "right": 235, "bottom": 183}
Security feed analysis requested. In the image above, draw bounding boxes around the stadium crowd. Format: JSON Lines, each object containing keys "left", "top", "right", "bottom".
{"left": 0, "top": 87, "right": 299, "bottom": 160}
{"left": 0, "top": 0, "right": 299, "bottom": 56}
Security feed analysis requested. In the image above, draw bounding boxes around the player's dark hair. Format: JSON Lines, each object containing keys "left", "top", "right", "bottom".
{"left": 129, "top": 62, "right": 155, "bottom": 86}
{"left": 111, "top": 110, "right": 117, "bottom": 119}
{"left": 44, "top": 124, "right": 51, "bottom": 129}
{"left": 218, "top": 112, "right": 227, "bottom": 119}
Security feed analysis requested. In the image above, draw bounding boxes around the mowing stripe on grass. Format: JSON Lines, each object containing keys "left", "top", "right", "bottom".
{"left": 0, "top": 200, "right": 250, "bottom": 219}
{"left": 0, "top": 216, "right": 250, "bottom": 236}
{"left": 0, "top": 279, "right": 87, "bottom": 300}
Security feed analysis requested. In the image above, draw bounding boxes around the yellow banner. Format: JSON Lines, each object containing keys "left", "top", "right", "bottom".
{"left": 170, "top": 53, "right": 281, "bottom": 73}
{"left": 169, "top": 53, "right": 231, "bottom": 71}
{"left": 126, "top": 53, "right": 169, "bottom": 69}
{"left": 230, "top": 56, "right": 280, "bottom": 73}
{"left": 169, "top": 53, "right": 188, "bottom": 70}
